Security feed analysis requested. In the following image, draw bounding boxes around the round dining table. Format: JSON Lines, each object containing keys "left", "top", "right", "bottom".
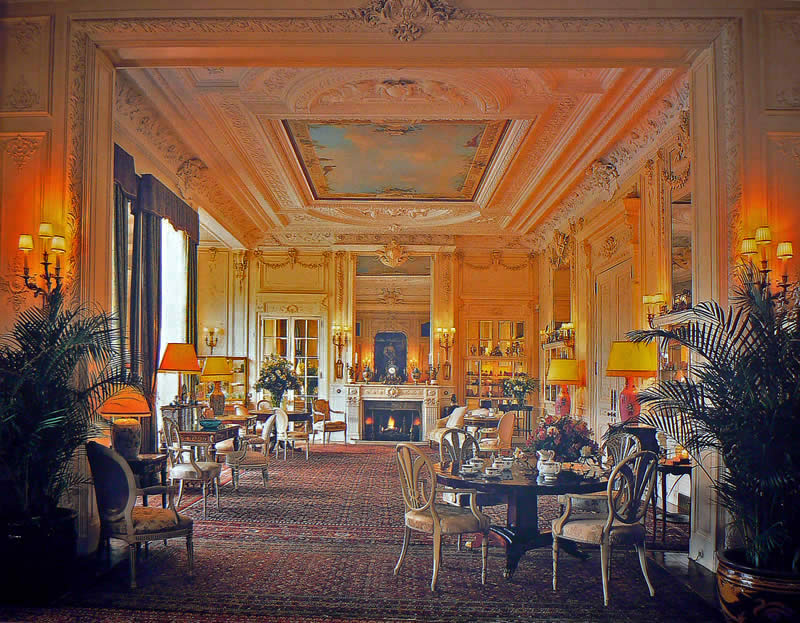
{"left": 434, "top": 462, "right": 608, "bottom": 578}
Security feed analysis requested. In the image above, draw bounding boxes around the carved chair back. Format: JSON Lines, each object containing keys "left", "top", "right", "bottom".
{"left": 606, "top": 450, "right": 658, "bottom": 526}
{"left": 395, "top": 443, "right": 436, "bottom": 513}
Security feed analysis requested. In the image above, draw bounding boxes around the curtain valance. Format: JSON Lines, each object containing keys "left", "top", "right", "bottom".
{"left": 136, "top": 174, "right": 199, "bottom": 243}
{"left": 113, "top": 144, "right": 138, "bottom": 200}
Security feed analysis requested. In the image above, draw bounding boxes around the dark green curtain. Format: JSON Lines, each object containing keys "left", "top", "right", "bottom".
{"left": 186, "top": 239, "right": 199, "bottom": 400}
{"left": 130, "top": 210, "right": 162, "bottom": 452}
{"left": 112, "top": 184, "right": 129, "bottom": 364}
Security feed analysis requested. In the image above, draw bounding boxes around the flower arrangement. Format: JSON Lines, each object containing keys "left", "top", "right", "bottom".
{"left": 503, "top": 373, "right": 539, "bottom": 405}
{"left": 526, "top": 414, "right": 598, "bottom": 462}
{"left": 254, "top": 354, "right": 302, "bottom": 407}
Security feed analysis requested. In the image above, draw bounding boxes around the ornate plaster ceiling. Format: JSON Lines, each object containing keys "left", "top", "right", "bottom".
{"left": 115, "top": 64, "right": 688, "bottom": 250}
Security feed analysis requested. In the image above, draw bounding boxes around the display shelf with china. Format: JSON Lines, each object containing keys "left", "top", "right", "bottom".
{"left": 541, "top": 332, "right": 574, "bottom": 410}
{"left": 198, "top": 356, "right": 249, "bottom": 409}
{"left": 463, "top": 319, "right": 527, "bottom": 410}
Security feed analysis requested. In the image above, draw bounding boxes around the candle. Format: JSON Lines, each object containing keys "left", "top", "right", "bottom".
{"left": 355, "top": 352, "right": 358, "bottom": 364}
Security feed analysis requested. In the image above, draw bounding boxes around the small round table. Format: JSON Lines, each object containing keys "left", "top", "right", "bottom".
{"left": 434, "top": 463, "right": 608, "bottom": 578}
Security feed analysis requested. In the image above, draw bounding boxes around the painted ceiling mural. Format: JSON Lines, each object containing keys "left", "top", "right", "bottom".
{"left": 284, "top": 120, "right": 508, "bottom": 201}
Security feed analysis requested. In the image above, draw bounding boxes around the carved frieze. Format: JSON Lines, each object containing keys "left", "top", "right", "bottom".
{"left": 340, "top": 0, "right": 479, "bottom": 42}
{"left": 3, "top": 134, "right": 43, "bottom": 169}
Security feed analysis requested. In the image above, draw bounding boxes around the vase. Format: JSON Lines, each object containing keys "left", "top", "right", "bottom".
{"left": 270, "top": 391, "right": 284, "bottom": 408}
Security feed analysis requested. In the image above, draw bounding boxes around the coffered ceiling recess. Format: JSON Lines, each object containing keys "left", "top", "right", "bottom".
{"left": 114, "top": 65, "right": 688, "bottom": 249}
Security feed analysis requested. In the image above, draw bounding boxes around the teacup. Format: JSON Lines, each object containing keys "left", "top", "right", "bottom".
{"left": 468, "top": 458, "right": 485, "bottom": 469}
{"left": 484, "top": 466, "right": 502, "bottom": 477}
{"left": 460, "top": 465, "right": 479, "bottom": 477}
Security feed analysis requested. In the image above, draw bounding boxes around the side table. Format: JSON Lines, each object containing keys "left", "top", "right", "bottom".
{"left": 126, "top": 453, "right": 168, "bottom": 508}
{"left": 652, "top": 460, "right": 693, "bottom": 543}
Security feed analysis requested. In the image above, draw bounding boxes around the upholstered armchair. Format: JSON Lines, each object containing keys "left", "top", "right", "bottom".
{"left": 86, "top": 441, "right": 193, "bottom": 589}
{"left": 394, "top": 443, "right": 490, "bottom": 591}
{"left": 552, "top": 450, "right": 658, "bottom": 606}
{"left": 225, "top": 415, "right": 276, "bottom": 491}
{"left": 162, "top": 418, "right": 222, "bottom": 519}
{"left": 477, "top": 410, "right": 515, "bottom": 454}
{"left": 311, "top": 398, "right": 347, "bottom": 444}
{"left": 427, "top": 406, "right": 467, "bottom": 448}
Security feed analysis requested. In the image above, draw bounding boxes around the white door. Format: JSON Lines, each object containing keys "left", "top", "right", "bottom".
{"left": 592, "top": 259, "right": 633, "bottom": 440}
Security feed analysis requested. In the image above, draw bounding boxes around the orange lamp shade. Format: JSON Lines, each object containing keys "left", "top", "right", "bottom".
{"left": 546, "top": 359, "right": 581, "bottom": 385}
{"left": 97, "top": 388, "right": 151, "bottom": 418}
{"left": 606, "top": 341, "right": 658, "bottom": 378}
{"left": 200, "top": 356, "right": 233, "bottom": 382}
{"left": 158, "top": 342, "right": 201, "bottom": 374}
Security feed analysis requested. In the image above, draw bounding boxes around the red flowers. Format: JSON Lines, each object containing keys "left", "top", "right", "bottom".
{"left": 526, "top": 414, "right": 598, "bottom": 462}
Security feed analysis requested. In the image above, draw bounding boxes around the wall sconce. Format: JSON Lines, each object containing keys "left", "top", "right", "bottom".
{"left": 437, "top": 327, "right": 455, "bottom": 381}
{"left": 18, "top": 222, "right": 64, "bottom": 303}
{"left": 202, "top": 326, "right": 224, "bottom": 355}
{"left": 740, "top": 225, "right": 793, "bottom": 291}
{"left": 642, "top": 293, "right": 667, "bottom": 327}
{"left": 332, "top": 325, "right": 349, "bottom": 380}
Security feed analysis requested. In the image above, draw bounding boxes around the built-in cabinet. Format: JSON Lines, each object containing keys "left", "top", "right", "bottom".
{"left": 198, "top": 356, "right": 250, "bottom": 408}
{"left": 463, "top": 319, "right": 527, "bottom": 409}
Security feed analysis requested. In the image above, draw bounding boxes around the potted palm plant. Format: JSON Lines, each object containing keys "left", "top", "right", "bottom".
{"left": 628, "top": 263, "right": 800, "bottom": 622}
{"left": 0, "top": 289, "right": 142, "bottom": 599}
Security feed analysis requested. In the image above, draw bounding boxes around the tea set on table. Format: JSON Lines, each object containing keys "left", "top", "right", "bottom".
{"left": 458, "top": 454, "right": 515, "bottom": 479}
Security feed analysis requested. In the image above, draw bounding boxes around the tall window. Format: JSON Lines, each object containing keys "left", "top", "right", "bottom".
{"left": 261, "top": 317, "right": 320, "bottom": 409}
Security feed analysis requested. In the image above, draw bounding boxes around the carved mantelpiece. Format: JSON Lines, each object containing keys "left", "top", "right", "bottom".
{"left": 341, "top": 383, "right": 455, "bottom": 442}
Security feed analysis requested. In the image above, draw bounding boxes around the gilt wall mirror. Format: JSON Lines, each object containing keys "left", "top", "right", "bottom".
{"left": 670, "top": 192, "right": 693, "bottom": 311}
{"left": 354, "top": 255, "right": 432, "bottom": 382}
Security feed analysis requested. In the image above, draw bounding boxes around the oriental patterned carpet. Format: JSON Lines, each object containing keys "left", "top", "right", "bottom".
{"left": 0, "top": 444, "right": 717, "bottom": 623}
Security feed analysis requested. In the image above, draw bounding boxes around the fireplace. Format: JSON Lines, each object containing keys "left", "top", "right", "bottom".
{"left": 363, "top": 400, "right": 422, "bottom": 442}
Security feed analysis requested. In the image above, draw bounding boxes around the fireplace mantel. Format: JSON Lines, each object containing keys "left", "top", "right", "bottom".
{"left": 335, "top": 383, "right": 456, "bottom": 442}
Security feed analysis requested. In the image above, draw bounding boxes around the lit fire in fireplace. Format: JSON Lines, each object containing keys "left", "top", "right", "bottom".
{"left": 383, "top": 415, "right": 398, "bottom": 432}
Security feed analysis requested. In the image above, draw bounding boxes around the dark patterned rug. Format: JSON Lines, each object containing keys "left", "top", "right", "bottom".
{"left": 0, "top": 444, "right": 713, "bottom": 623}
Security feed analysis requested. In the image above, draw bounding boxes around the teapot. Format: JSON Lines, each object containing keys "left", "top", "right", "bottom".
{"left": 536, "top": 449, "right": 555, "bottom": 471}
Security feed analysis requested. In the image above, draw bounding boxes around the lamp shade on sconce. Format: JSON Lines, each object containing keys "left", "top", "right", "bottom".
{"left": 741, "top": 238, "right": 757, "bottom": 257}
{"left": 777, "top": 241, "right": 794, "bottom": 261}
{"left": 606, "top": 341, "right": 658, "bottom": 424}
{"left": 98, "top": 388, "right": 151, "bottom": 460}
{"left": 50, "top": 235, "right": 66, "bottom": 254}
{"left": 547, "top": 359, "right": 580, "bottom": 418}
{"left": 158, "top": 343, "right": 201, "bottom": 373}
{"left": 201, "top": 356, "right": 233, "bottom": 415}
{"left": 755, "top": 226, "right": 772, "bottom": 247}
{"left": 37, "top": 222, "right": 53, "bottom": 239}
{"left": 17, "top": 234, "right": 33, "bottom": 252}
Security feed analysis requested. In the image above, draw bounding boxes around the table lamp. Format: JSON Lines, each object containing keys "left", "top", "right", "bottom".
{"left": 98, "top": 388, "right": 152, "bottom": 459}
{"left": 158, "top": 342, "right": 201, "bottom": 404}
{"left": 605, "top": 341, "right": 658, "bottom": 423}
{"left": 201, "top": 356, "right": 233, "bottom": 416}
{"left": 546, "top": 358, "right": 581, "bottom": 418}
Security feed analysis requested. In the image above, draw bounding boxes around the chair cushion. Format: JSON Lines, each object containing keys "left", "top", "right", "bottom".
{"left": 445, "top": 409, "right": 464, "bottom": 429}
{"left": 552, "top": 517, "right": 646, "bottom": 545}
{"left": 214, "top": 438, "right": 235, "bottom": 453}
{"left": 478, "top": 438, "right": 500, "bottom": 451}
{"left": 427, "top": 427, "right": 449, "bottom": 444}
{"left": 227, "top": 450, "right": 268, "bottom": 466}
{"left": 170, "top": 461, "right": 221, "bottom": 479}
{"left": 131, "top": 507, "right": 192, "bottom": 534}
{"left": 285, "top": 431, "right": 309, "bottom": 439}
{"left": 321, "top": 421, "right": 347, "bottom": 431}
{"left": 405, "top": 503, "right": 489, "bottom": 535}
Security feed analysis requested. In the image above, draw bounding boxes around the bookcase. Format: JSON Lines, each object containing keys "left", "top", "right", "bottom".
{"left": 463, "top": 319, "right": 527, "bottom": 410}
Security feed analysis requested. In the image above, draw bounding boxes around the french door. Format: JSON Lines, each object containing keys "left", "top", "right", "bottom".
{"left": 260, "top": 317, "right": 321, "bottom": 410}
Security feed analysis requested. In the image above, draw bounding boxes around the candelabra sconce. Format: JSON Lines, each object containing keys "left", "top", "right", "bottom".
{"left": 18, "top": 223, "right": 65, "bottom": 304}
{"left": 642, "top": 293, "right": 667, "bottom": 327}
{"left": 202, "top": 326, "right": 224, "bottom": 355}
{"left": 437, "top": 327, "right": 455, "bottom": 381}
{"left": 332, "top": 325, "right": 349, "bottom": 380}
{"left": 741, "top": 226, "right": 795, "bottom": 295}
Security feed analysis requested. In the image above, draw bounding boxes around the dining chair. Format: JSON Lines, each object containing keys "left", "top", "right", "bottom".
{"left": 558, "top": 432, "right": 642, "bottom": 514}
{"left": 311, "top": 398, "right": 347, "bottom": 444}
{"left": 477, "top": 410, "right": 515, "bottom": 455}
{"left": 86, "top": 441, "right": 193, "bottom": 589}
{"left": 394, "top": 443, "right": 490, "bottom": 591}
{"left": 274, "top": 407, "right": 310, "bottom": 460}
{"left": 162, "top": 418, "right": 222, "bottom": 519}
{"left": 552, "top": 450, "right": 658, "bottom": 606}
{"left": 225, "top": 415, "right": 276, "bottom": 490}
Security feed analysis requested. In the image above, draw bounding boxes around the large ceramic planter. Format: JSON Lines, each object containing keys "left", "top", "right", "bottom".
{"left": 717, "top": 548, "right": 800, "bottom": 622}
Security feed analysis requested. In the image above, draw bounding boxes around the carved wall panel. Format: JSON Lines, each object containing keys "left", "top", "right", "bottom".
{"left": 762, "top": 12, "right": 800, "bottom": 110}
{"left": 198, "top": 248, "right": 229, "bottom": 356}
{"left": 256, "top": 252, "right": 327, "bottom": 292}
{"left": 0, "top": 17, "right": 51, "bottom": 115}
{"left": 0, "top": 132, "right": 49, "bottom": 327}
{"left": 766, "top": 134, "right": 800, "bottom": 278}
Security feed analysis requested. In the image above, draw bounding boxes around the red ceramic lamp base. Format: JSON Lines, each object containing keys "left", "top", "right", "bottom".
{"left": 619, "top": 377, "right": 641, "bottom": 423}
{"left": 209, "top": 380, "right": 225, "bottom": 416}
{"left": 555, "top": 385, "right": 571, "bottom": 418}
